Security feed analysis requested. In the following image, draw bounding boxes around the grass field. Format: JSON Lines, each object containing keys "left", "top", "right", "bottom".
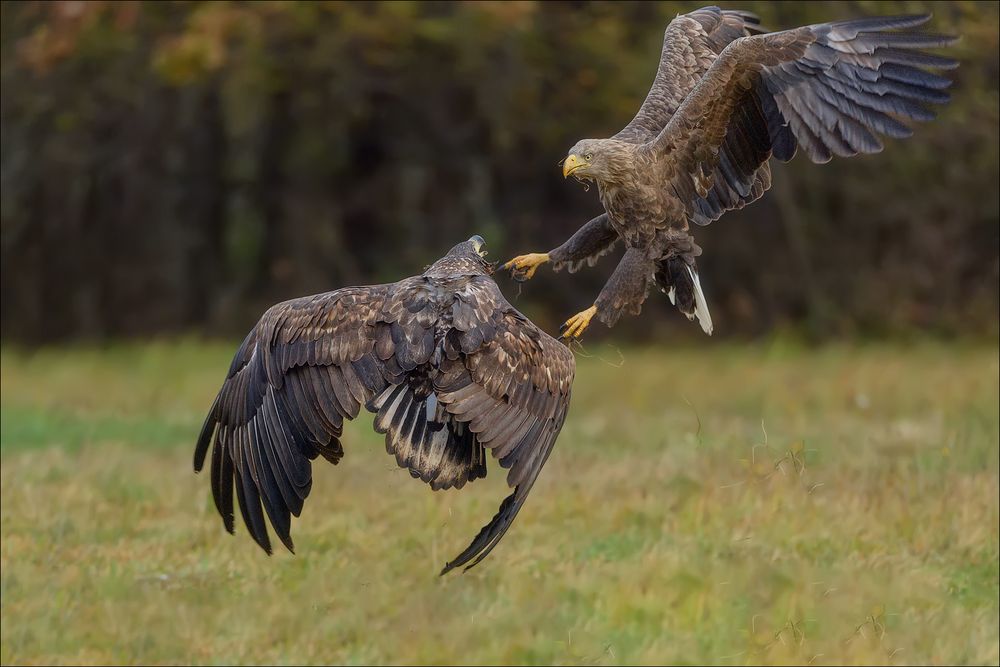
{"left": 1, "top": 340, "right": 997, "bottom": 665}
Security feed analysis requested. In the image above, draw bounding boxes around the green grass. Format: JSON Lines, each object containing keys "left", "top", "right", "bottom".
{"left": 1, "top": 339, "right": 998, "bottom": 665}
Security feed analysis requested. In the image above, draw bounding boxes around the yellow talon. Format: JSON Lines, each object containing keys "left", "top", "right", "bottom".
{"left": 503, "top": 252, "right": 550, "bottom": 281}
{"left": 560, "top": 305, "right": 598, "bottom": 340}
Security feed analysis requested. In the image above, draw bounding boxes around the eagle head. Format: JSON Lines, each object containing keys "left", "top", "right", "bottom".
{"left": 562, "top": 139, "right": 631, "bottom": 186}
{"left": 425, "top": 235, "right": 495, "bottom": 278}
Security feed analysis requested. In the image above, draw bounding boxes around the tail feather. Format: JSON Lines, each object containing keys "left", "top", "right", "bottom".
{"left": 687, "top": 266, "right": 714, "bottom": 336}
{"left": 655, "top": 257, "right": 714, "bottom": 336}
{"left": 368, "top": 384, "right": 487, "bottom": 490}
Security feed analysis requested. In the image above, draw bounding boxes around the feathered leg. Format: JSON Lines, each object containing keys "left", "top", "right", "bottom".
{"left": 505, "top": 213, "right": 617, "bottom": 281}
{"left": 562, "top": 247, "right": 653, "bottom": 339}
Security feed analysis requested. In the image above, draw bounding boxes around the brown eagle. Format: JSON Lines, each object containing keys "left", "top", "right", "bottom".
{"left": 504, "top": 7, "right": 957, "bottom": 338}
{"left": 194, "top": 236, "right": 575, "bottom": 574}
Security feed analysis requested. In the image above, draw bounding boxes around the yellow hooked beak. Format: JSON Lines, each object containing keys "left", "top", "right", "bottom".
{"left": 562, "top": 154, "right": 587, "bottom": 178}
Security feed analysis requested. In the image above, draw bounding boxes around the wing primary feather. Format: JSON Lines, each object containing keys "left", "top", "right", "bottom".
{"left": 440, "top": 491, "right": 519, "bottom": 575}
{"left": 194, "top": 396, "right": 220, "bottom": 472}
{"left": 218, "top": 432, "right": 235, "bottom": 534}
{"left": 233, "top": 434, "right": 273, "bottom": 555}
{"left": 261, "top": 393, "right": 305, "bottom": 515}
{"left": 251, "top": 415, "right": 295, "bottom": 553}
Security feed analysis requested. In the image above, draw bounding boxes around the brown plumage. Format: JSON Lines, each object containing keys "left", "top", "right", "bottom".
{"left": 193, "top": 236, "right": 575, "bottom": 574}
{"left": 505, "top": 7, "right": 957, "bottom": 337}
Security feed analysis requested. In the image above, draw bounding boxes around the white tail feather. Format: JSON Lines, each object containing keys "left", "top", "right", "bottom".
{"left": 667, "top": 286, "right": 676, "bottom": 305}
{"left": 686, "top": 266, "right": 714, "bottom": 336}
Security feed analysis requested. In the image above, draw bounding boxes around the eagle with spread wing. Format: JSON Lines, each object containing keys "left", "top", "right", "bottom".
{"left": 504, "top": 7, "right": 957, "bottom": 338}
{"left": 194, "top": 236, "right": 575, "bottom": 574}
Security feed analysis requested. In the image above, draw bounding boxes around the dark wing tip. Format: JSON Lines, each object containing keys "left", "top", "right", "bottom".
{"left": 440, "top": 491, "right": 520, "bottom": 575}
{"left": 248, "top": 515, "right": 274, "bottom": 555}
{"left": 193, "top": 404, "right": 219, "bottom": 472}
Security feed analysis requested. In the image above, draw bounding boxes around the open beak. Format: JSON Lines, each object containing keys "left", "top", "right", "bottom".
{"left": 562, "top": 154, "right": 586, "bottom": 178}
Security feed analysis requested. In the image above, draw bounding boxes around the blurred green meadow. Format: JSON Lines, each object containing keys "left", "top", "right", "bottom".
{"left": 1, "top": 340, "right": 998, "bottom": 665}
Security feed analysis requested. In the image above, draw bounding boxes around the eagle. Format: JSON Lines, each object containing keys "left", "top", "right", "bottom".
{"left": 504, "top": 7, "right": 957, "bottom": 339}
{"left": 193, "top": 236, "right": 575, "bottom": 574}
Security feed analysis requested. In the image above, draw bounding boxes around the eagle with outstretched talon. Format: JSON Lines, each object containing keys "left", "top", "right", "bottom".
{"left": 504, "top": 7, "right": 957, "bottom": 339}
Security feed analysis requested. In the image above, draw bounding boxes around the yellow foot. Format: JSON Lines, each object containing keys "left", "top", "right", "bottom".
{"left": 560, "top": 305, "right": 598, "bottom": 340}
{"left": 503, "top": 252, "right": 549, "bottom": 282}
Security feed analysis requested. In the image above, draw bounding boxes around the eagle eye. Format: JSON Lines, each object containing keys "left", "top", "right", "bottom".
{"left": 585, "top": 153, "right": 593, "bottom": 160}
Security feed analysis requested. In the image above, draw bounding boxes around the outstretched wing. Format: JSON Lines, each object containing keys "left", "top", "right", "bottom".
{"left": 650, "top": 14, "right": 957, "bottom": 223}
{"left": 196, "top": 273, "right": 574, "bottom": 572}
{"left": 435, "top": 277, "right": 575, "bottom": 574}
{"left": 614, "top": 7, "right": 764, "bottom": 144}
{"left": 613, "top": 7, "right": 772, "bottom": 223}
{"left": 193, "top": 286, "right": 391, "bottom": 554}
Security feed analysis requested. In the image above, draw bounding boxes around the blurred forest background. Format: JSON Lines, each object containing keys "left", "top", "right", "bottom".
{"left": 1, "top": 0, "right": 997, "bottom": 343}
